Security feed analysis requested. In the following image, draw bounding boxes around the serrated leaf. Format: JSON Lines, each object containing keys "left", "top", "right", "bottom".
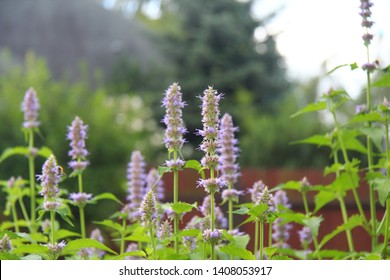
{"left": 372, "top": 178, "right": 390, "bottom": 206}
{"left": 272, "top": 181, "right": 302, "bottom": 191}
{"left": 248, "top": 203, "right": 268, "bottom": 218}
{"left": 349, "top": 112, "right": 383, "bottom": 124}
{"left": 184, "top": 160, "right": 205, "bottom": 179}
{"left": 55, "top": 207, "right": 74, "bottom": 227}
{"left": 171, "top": 202, "right": 197, "bottom": 215}
{"left": 90, "top": 192, "right": 123, "bottom": 205}
{"left": 62, "top": 238, "right": 117, "bottom": 255}
{"left": 319, "top": 215, "right": 362, "bottom": 249}
{"left": 124, "top": 227, "right": 149, "bottom": 243}
{"left": 314, "top": 190, "right": 338, "bottom": 213}
{"left": 265, "top": 247, "right": 278, "bottom": 259}
{"left": 219, "top": 243, "right": 255, "bottom": 260}
{"left": 360, "top": 126, "right": 386, "bottom": 151}
{"left": 277, "top": 211, "right": 306, "bottom": 225}
{"left": 55, "top": 229, "right": 81, "bottom": 240}
{"left": 291, "top": 101, "right": 327, "bottom": 118}
{"left": 303, "top": 216, "right": 323, "bottom": 237}
{"left": 341, "top": 131, "right": 367, "bottom": 154}
{"left": 94, "top": 219, "right": 123, "bottom": 232}
{"left": 292, "top": 134, "right": 332, "bottom": 147}
{"left": 333, "top": 172, "right": 359, "bottom": 193}
{"left": 12, "top": 244, "right": 48, "bottom": 255}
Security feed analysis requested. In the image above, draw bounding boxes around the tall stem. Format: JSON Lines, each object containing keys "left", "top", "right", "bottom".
{"left": 28, "top": 129, "right": 36, "bottom": 232}
{"left": 228, "top": 183, "right": 233, "bottom": 231}
{"left": 120, "top": 217, "right": 126, "bottom": 255}
{"left": 254, "top": 220, "right": 259, "bottom": 258}
{"left": 11, "top": 203, "right": 20, "bottom": 232}
{"left": 301, "top": 192, "right": 321, "bottom": 259}
{"left": 210, "top": 168, "right": 216, "bottom": 260}
{"left": 173, "top": 150, "right": 179, "bottom": 254}
{"left": 259, "top": 221, "right": 264, "bottom": 260}
{"left": 383, "top": 116, "right": 390, "bottom": 257}
{"left": 18, "top": 197, "right": 31, "bottom": 232}
{"left": 331, "top": 110, "right": 368, "bottom": 225}
{"left": 339, "top": 196, "right": 355, "bottom": 253}
{"left": 50, "top": 210, "right": 56, "bottom": 245}
{"left": 78, "top": 173, "right": 86, "bottom": 238}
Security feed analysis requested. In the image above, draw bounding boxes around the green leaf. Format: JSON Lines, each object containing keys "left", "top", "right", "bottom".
{"left": 110, "top": 251, "right": 146, "bottom": 260}
{"left": 265, "top": 247, "right": 278, "bottom": 259}
{"left": 12, "top": 244, "right": 48, "bottom": 255}
{"left": 0, "top": 147, "right": 30, "bottom": 163}
{"left": 303, "top": 216, "right": 323, "bottom": 237}
{"left": 248, "top": 203, "right": 268, "bottom": 218}
{"left": 359, "top": 126, "right": 386, "bottom": 152}
{"left": 292, "top": 134, "right": 332, "bottom": 147}
{"left": 124, "top": 226, "right": 149, "bottom": 243}
{"left": 158, "top": 166, "right": 171, "bottom": 175}
{"left": 333, "top": 171, "right": 359, "bottom": 193}
{"left": 184, "top": 160, "right": 205, "bottom": 179}
{"left": 272, "top": 181, "right": 302, "bottom": 192}
{"left": 90, "top": 192, "right": 123, "bottom": 205}
{"left": 326, "top": 63, "right": 358, "bottom": 75}
{"left": 362, "top": 254, "right": 381, "bottom": 260}
{"left": 94, "top": 219, "right": 123, "bottom": 233}
{"left": 178, "top": 229, "right": 201, "bottom": 237}
{"left": 314, "top": 190, "right": 338, "bottom": 212}
{"left": 372, "top": 178, "right": 390, "bottom": 206}
{"left": 373, "top": 73, "right": 390, "bottom": 87}
{"left": 277, "top": 211, "right": 306, "bottom": 225}
{"left": 37, "top": 146, "right": 53, "bottom": 158}
{"left": 62, "top": 238, "right": 117, "bottom": 255}
{"left": 232, "top": 206, "right": 250, "bottom": 215}
{"left": 0, "top": 252, "right": 21, "bottom": 260}
{"left": 319, "top": 215, "right": 362, "bottom": 249}
{"left": 349, "top": 112, "right": 383, "bottom": 125}
{"left": 171, "top": 201, "right": 197, "bottom": 215}
{"left": 55, "top": 207, "right": 74, "bottom": 227}
{"left": 219, "top": 243, "right": 255, "bottom": 260}
{"left": 233, "top": 234, "right": 250, "bottom": 249}
{"left": 341, "top": 131, "right": 367, "bottom": 154}
{"left": 55, "top": 229, "right": 81, "bottom": 240}
{"left": 291, "top": 101, "right": 327, "bottom": 118}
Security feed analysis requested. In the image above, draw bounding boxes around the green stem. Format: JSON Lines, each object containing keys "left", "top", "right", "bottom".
{"left": 259, "top": 221, "right": 264, "bottom": 260}
{"left": 384, "top": 197, "right": 390, "bottom": 258}
{"left": 210, "top": 189, "right": 215, "bottom": 260}
{"left": 338, "top": 196, "right": 355, "bottom": 253}
{"left": 78, "top": 173, "right": 86, "bottom": 238}
{"left": 173, "top": 151, "right": 179, "bottom": 254}
{"left": 228, "top": 183, "right": 233, "bottom": 231}
{"left": 254, "top": 220, "right": 259, "bottom": 258}
{"left": 50, "top": 210, "right": 56, "bottom": 245}
{"left": 149, "top": 227, "right": 156, "bottom": 259}
{"left": 301, "top": 192, "right": 321, "bottom": 259}
{"left": 11, "top": 203, "right": 20, "bottom": 232}
{"left": 331, "top": 110, "right": 368, "bottom": 226}
{"left": 268, "top": 223, "right": 272, "bottom": 247}
{"left": 28, "top": 129, "right": 36, "bottom": 232}
{"left": 18, "top": 197, "right": 31, "bottom": 232}
{"left": 120, "top": 217, "right": 126, "bottom": 255}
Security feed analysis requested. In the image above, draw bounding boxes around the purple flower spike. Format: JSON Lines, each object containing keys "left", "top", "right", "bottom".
{"left": 162, "top": 83, "right": 187, "bottom": 151}
{"left": 298, "top": 226, "right": 313, "bottom": 247}
{"left": 202, "top": 229, "right": 223, "bottom": 244}
{"left": 125, "top": 151, "right": 147, "bottom": 220}
{"left": 21, "top": 87, "right": 40, "bottom": 129}
{"left": 359, "top": 1, "right": 374, "bottom": 46}
{"left": 37, "top": 155, "right": 62, "bottom": 210}
{"left": 219, "top": 113, "right": 240, "bottom": 186}
{"left": 248, "top": 180, "right": 266, "bottom": 203}
{"left": 197, "top": 177, "right": 226, "bottom": 193}
{"left": 67, "top": 116, "right": 89, "bottom": 171}
{"left": 0, "top": 234, "right": 12, "bottom": 252}
{"left": 198, "top": 86, "right": 223, "bottom": 170}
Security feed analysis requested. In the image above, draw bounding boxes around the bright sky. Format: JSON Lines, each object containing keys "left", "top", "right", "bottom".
{"left": 253, "top": 0, "right": 390, "bottom": 96}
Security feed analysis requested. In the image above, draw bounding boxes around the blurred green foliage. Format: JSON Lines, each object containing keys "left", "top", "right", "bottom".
{"left": 0, "top": 50, "right": 164, "bottom": 225}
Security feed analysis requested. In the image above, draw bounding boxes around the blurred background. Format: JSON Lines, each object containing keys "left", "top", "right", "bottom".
{"left": 0, "top": 0, "right": 389, "bottom": 249}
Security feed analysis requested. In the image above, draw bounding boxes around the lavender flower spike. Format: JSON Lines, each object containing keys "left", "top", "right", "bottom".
{"left": 248, "top": 180, "right": 266, "bottom": 203}
{"left": 146, "top": 168, "right": 164, "bottom": 201}
{"left": 219, "top": 113, "right": 240, "bottom": 186}
{"left": 37, "top": 154, "right": 62, "bottom": 210}
{"left": 21, "top": 87, "right": 40, "bottom": 129}
{"left": 67, "top": 116, "right": 89, "bottom": 171}
{"left": 124, "top": 151, "right": 146, "bottom": 220}
{"left": 298, "top": 226, "right": 313, "bottom": 248}
{"left": 162, "top": 82, "right": 187, "bottom": 151}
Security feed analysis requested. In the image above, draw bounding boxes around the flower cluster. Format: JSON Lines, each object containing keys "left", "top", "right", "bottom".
{"left": 67, "top": 116, "right": 89, "bottom": 171}
{"left": 124, "top": 151, "right": 146, "bottom": 220}
{"left": 219, "top": 113, "right": 240, "bottom": 186}
{"left": 139, "top": 189, "right": 157, "bottom": 228}
{"left": 360, "top": 0, "right": 374, "bottom": 45}
{"left": 203, "top": 229, "right": 223, "bottom": 244}
{"left": 161, "top": 83, "right": 187, "bottom": 151}
{"left": 46, "top": 240, "right": 66, "bottom": 259}
{"left": 298, "top": 226, "right": 313, "bottom": 248}
{"left": 197, "top": 178, "right": 226, "bottom": 194}
{"left": 69, "top": 192, "right": 93, "bottom": 207}
{"left": 248, "top": 180, "right": 266, "bottom": 203}
{"left": 0, "top": 234, "right": 12, "bottom": 252}
{"left": 37, "top": 155, "right": 62, "bottom": 211}
{"left": 199, "top": 196, "right": 228, "bottom": 229}
{"left": 21, "top": 87, "right": 40, "bottom": 129}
